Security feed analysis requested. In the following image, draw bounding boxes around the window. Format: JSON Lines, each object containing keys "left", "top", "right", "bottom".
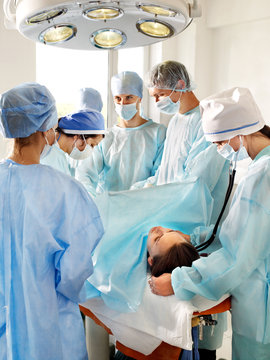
{"left": 36, "top": 44, "right": 109, "bottom": 122}
{"left": 36, "top": 44, "right": 146, "bottom": 127}
{"left": 117, "top": 47, "right": 144, "bottom": 78}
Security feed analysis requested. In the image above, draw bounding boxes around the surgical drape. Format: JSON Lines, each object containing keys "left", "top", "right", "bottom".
{"left": 85, "top": 178, "right": 213, "bottom": 312}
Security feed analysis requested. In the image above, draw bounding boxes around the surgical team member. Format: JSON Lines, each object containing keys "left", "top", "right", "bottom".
{"left": 136, "top": 60, "right": 229, "bottom": 359}
{"left": 135, "top": 61, "right": 229, "bottom": 224}
{"left": 77, "top": 87, "right": 103, "bottom": 112}
{"left": 150, "top": 87, "right": 270, "bottom": 360}
{"left": 76, "top": 71, "right": 166, "bottom": 195}
{"left": 41, "top": 110, "right": 105, "bottom": 176}
{"left": 0, "top": 82, "right": 104, "bottom": 360}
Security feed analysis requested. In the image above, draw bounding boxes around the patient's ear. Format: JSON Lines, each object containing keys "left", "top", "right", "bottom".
{"left": 148, "top": 256, "right": 153, "bottom": 266}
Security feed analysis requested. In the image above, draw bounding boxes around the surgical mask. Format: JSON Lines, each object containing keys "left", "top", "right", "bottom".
{"left": 70, "top": 143, "right": 93, "bottom": 160}
{"left": 40, "top": 134, "right": 53, "bottom": 159}
{"left": 217, "top": 137, "right": 249, "bottom": 162}
{"left": 115, "top": 102, "right": 138, "bottom": 121}
{"left": 156, "top": 90, "right": 181, "bottom": 114}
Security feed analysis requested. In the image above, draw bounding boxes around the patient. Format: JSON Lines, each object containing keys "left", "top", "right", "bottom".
{"left": 147, "top": 226, "right": 200, "bottom": 276}
{"left": 114, "top": 229, "right": 200, "bottom": 360}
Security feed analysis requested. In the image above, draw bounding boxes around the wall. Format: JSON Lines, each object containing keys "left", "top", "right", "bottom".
{"left": 146, "top": 0, "right": 270, "bottom": 124}
{"left": 0, "top": 5, "right": 36, "bottom": 158}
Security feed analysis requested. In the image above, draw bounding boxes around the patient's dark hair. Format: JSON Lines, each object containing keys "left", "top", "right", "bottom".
{"left": 150, "top": 242, "right": 199, "bottom": 277}
{"left": 259, "top": 125, "right": 270, "bottom": 139}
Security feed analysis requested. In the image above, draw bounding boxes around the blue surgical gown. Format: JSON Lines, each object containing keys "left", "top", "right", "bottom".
{"left": 41, "top": 144, "right": 76, "bottom": 177}
{"left": 172, "top": 146, "right": 270, "bottom": 359}
{"left": 76, "top": 120, "right": 166, "bottom": 195}
{"left": 0, "top": 160, "right": 104, "bottom": 360}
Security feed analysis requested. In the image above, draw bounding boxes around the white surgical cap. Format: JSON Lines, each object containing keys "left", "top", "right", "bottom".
{"left": 0, "top": 82, "right": 58, "bottom": 139}
{"left": 201, "top": 87, "right": 265, "bottom": 142}
{"left": 78, "top": 88, "right": 103, "bottom": 112}
{"left": 111, "top": 71, "right": 143, "bottom": 98}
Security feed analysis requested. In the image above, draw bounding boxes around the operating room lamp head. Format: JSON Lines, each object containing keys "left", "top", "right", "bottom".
{"left": 3, "top": 0, "right": 201, "bottom": 50}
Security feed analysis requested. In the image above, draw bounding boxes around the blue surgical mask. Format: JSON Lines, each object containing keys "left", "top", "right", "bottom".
{"left": 217, "top": 137, "right": 249, "bottom": 161}
{"left": 115, "top": 102, "right": 138, "bottom": 121}
{"left": 155, "top": 89, "right": 181, "bottom": 114}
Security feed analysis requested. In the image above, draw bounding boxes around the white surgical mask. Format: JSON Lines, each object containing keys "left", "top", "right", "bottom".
{"left": 40, "top": 134, "right": 53, "bottom": 159}
{"left": 217, "top": 137, "right": 249, "bottom": 162}
{"left": 70, "top": 142, "right": 93, "bottom": 160}
{"left": 155, "top": 89, "right": 181, "bottom": 114}
{"left": 115, "top": 102, "right": 138, "bottom": 121}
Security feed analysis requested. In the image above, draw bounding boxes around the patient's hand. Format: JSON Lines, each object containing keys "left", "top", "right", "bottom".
{"left": 149, "top": 273, "right": 174, "bottom": 296}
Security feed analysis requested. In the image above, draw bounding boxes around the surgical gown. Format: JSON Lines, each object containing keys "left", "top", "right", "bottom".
{"left": 172, "top": 146, "right": 270, "bottom": 359}
{"left": 0, "top": 159, "right": 104, "bottom": 360}
{"left": 133, "top": 107, "right": 229, "bottom": 224}
{"left": 76, "top": 120, "right": 166, "bottom": 195}
{"left": 41, "top": 144, "right": 75, "bottom": 177}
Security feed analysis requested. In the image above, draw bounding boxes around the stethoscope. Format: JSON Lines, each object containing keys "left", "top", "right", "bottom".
{"left": 195, "top": 160, "right": 236, "bottom": 252}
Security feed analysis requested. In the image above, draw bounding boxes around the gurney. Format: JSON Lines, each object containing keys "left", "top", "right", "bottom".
{"left": 80, "top": 293, "right": 231, "bottom": 359}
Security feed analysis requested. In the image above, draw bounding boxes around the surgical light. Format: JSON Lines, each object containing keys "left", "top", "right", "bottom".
{"left": 26, "top": 8, "right": 66, "bottom": 24}
{"left": 91, "top": 29, "right": 126, "bottom": 49}
{"left": 39, "top": 24, "right": 77, "bottom": 44}
{"left": 3, "top": 0, "right": 202, "bottom": 50}
{"left": 137, "top": 4, "right": 177, "bottom": 17}
{"left": 136, "top": 19, "right": 174, "bottom": 38}
{"left": 84, "top": 7, "right": 123, "bottom": 21}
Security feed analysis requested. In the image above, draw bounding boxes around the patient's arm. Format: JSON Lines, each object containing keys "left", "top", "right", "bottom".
{"left": 149, "top": 273, "right": 174, "bottom": 296}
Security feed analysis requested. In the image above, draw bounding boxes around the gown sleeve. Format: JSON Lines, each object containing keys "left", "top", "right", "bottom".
{"left": 54, "top": 181, "right": 104, "bottom": 303}
{"left": 183, "top": 124, "right": 228, "bottom": 193}
{"left": 150, "top": 124, "right": 167, "bottom": 176}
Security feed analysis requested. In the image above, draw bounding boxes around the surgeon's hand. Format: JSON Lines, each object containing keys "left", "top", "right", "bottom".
{"left": 148, "top": 273, "right": 174, "bottom": 296}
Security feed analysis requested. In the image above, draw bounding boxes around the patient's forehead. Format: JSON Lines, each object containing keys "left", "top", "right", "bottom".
{"left": 155, "top": 231, "right": 186, "bottom": 256}
{"left": 162, "top": 231, "right": 185, "bottom": 243}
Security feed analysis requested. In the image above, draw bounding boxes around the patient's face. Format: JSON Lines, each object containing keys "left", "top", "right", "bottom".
{"left": 147, "top": 226, "right": 186, "bottom": 258}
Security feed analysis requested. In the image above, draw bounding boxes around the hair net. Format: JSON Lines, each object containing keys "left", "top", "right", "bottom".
{"left": 58, "top": 110, "right": 105, "bottom": 135}
{"left": 147, "top": 60, "right": 195, "bottom": 92}
{"left": 201, "top": 87, "right": 265, "bottom": 142}
{"left": 78, "top": 88, "right": 103, "bottom": 112}
{"left": 111, "top": 71, "right": 143, "bottom": 98}
{"left": 0, "top": 82, "right": 57, "bottom": 138}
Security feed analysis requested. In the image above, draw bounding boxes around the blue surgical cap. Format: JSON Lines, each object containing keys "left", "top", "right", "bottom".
{"left": 78, "top": 88, "right": 103, "bottom": 112}
{"left": 111, "top": 71, "right": 143, "bottom": 98}
{"left": 0, "top": 82, "right": 57, "bottom": 139}
{"left": 58, "top": 110, "right": 105, "bottom": 135}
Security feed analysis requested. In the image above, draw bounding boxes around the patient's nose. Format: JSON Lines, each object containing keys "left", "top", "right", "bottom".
{"left": 150, "top": 226, "right": 162, "bottom": 233}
